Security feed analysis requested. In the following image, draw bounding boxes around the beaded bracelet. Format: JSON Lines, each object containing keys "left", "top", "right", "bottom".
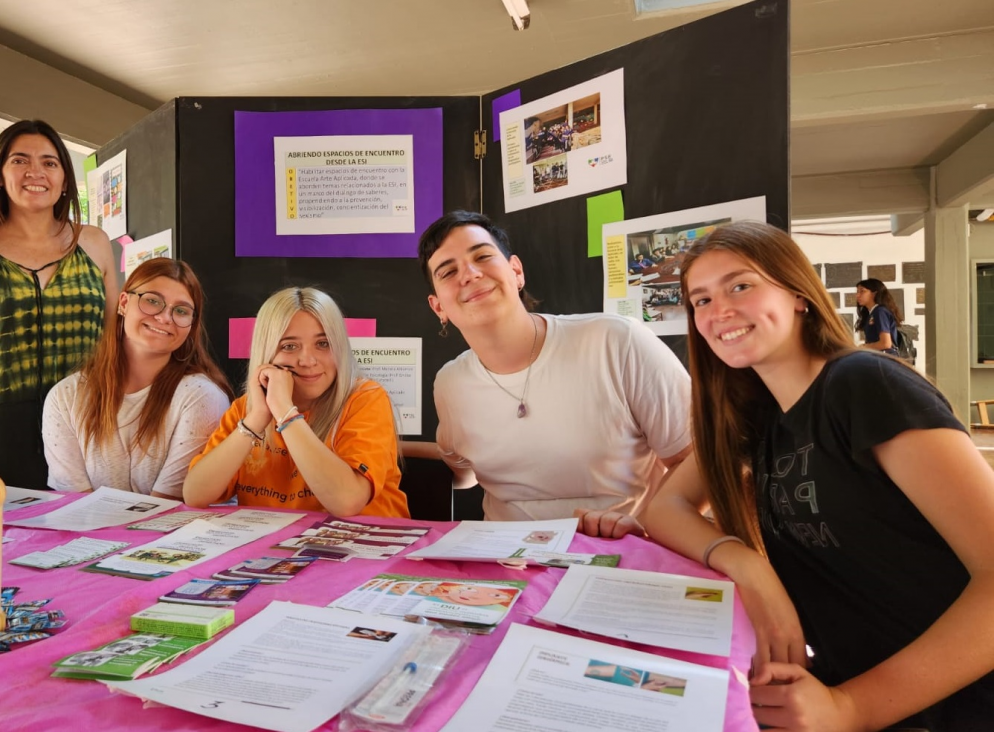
{"left": 702, "top": 535, "right": 745, "bottom": 569}
{"left": 275, "top": 413, "right": 305, "bottom": 433}
{"left": 236, "top": 419, "right": 264, "bottom": 447}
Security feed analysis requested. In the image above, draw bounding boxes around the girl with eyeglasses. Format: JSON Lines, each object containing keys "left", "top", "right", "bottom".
{"left": 42, "top": 258, "right": 233, "bottom": 497}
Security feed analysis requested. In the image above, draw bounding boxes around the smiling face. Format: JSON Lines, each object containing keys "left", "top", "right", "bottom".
{"left": 270, "top": 311, "right": 337, "bottom": 410}
{"left": 435, "top": 583, "right": 515, "bottom": 607}
{"left": 119, "top": 276, "right": 194, "bottom": 360}
{"left": 1, "top": 134, "right": 66, "bottom": 214}
{"left": 685, "top": 249, "right": 806, "bottom": 373}
{"left": 426, "top": 224, "right": 525, "bottom": 332}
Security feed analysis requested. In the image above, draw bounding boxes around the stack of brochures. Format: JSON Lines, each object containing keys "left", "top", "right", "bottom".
{"left": 158, "top": 578, "right": 260, "bottom": 606}
{"left": 328, "top": 573, "right": 527, "bottom": 633}
{"left": 9, "top": 537, "right": 130, "bottom": 569}
{"left": 213, "top": 556, "right": 318, "bottom": 584}
{"left": 52, "top": 633, "right": 206, "bottom": 680}
{"left": 131, "top": 602, "right": 235, "bottom": 640}
{"left": 272, "top": 517, "right": 430, "bottom": 562}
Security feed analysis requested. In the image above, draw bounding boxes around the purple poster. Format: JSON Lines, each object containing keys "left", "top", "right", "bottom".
{"left": 234, "top": 108, "right": 443, "bottom": 258}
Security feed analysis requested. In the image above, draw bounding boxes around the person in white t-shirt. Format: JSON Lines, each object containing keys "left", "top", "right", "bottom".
{"left": 415, "top": 211, "right": 692, "bottom": 534}
{"left": 42, "top": 258, "right": 233, "bottom": 497}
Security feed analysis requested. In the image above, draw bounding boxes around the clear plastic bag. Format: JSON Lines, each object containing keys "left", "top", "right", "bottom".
{"left": 339, "top": 627, "right": 468, "bottom": 732}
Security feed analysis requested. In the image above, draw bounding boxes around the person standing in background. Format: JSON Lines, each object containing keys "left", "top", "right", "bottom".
{"left": 854, "top": 277, "right": 901, "bottom": 356}
{"left": 0, "top": 120, "right": 117, "bottom": 489}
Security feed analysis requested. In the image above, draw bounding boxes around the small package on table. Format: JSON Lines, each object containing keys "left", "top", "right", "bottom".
{"left": 131, "top": 602, "right": 234, "bottom": 640}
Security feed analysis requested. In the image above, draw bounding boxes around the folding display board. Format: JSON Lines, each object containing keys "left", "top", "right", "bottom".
{"left": 93, "top": 0, "right": 789, "bottom": 520}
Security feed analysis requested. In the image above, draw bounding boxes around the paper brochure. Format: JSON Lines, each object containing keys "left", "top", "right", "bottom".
{"left": 406, "top": 518, "right": 577, "bottom": 564}
{"left": 107, "top": 602, "right": 429, "bottom": 732}
{"left": 534, "top": 564, "right": 735, "bottom": 657}
{"left": 5, "top": 487, "right": 179, "bottom": 531}
{"left": 441, "top": 623, "right": 729, "bottom": 732}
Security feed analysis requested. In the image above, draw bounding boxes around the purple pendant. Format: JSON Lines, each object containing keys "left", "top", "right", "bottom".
{"left": 517, "top": 402, "right": 527, "bottom": 418}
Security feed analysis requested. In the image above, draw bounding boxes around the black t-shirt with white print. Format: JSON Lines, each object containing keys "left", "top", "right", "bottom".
{"left": 753, "top": 351, "right": 994, "bottom": 726}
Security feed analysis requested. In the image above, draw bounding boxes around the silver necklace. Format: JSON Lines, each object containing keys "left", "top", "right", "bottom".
{"left": 483, "top": 314, "right": 539, "bottom": 418}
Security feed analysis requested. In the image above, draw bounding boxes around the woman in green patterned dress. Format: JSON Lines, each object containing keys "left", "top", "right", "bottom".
{"left": 0, "top": 119, "right": 117, "bottom": 489}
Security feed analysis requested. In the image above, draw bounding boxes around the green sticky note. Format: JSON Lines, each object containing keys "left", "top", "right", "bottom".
{"left": 83, "top": 154, "right": 97, "bottom": 174}
{"left": 587, "top": 191, "right": 624, "bottom": 258}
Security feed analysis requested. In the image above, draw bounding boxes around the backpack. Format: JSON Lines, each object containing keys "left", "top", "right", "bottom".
{"left": 895, "top": 323, "right": 918, "bottom": 365}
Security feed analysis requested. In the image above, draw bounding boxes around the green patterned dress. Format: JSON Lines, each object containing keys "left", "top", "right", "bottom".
{"left": 0, "top": 245, "right": 105, "bottom": 487}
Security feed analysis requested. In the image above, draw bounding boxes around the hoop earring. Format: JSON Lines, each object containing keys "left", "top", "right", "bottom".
{"left": 172, "top": 340, "right": 194, "bottom": 363}
{"left": 438, "top": 320, "right": 449, "bottom": 338}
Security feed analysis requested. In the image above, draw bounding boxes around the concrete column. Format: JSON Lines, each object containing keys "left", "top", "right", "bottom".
{"left": 924, "top": 182, "right": 970, "bottom": 422}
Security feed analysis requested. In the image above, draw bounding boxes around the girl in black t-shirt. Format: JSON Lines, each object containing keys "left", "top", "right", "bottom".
{"left": 576, "top": 222, "right": 994, "bottom": 731}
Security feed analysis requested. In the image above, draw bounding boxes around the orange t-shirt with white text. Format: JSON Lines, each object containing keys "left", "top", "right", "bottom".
{"left": 191, "top": 382, "right": 408, "bottom": 518}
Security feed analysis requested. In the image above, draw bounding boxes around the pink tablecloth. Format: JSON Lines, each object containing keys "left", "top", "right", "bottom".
{"left": 0, "top": 496, "right": 758, "bottom": 732}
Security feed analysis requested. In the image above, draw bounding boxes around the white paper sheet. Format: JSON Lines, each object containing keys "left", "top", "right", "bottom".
{"left": 499, "top": 69, "right": 626, "bottom": 213}
{"left": 350, "top": 337, "right": 422, "bottom": 435}
{"left": 107, "top": 602, "right": 429, "bottom": 732}
{"left": 406, "top": 518, "right": 577, "bottom": 564}
{"left": 2, "top": 486, "right": 67, "bottom": 512}
{"left": 273, "top": 135, "right": 415, "bottom": 236}
{"left": 534, "top": 564, "right": 735, "bottom": 657}
{"left": 5, "top": 487, "right": 179, "bottom": 531}
{"left": 94, "top": 509, "right": 305, "bottom": 576}
{"left": 602, "top": 195, "right": 767, "bottom": 335}
{"left": 122, "top": 229, "right": 173, "bottom": 278}
{"left": 86, "top": 149, "right": 128, "bottom": 240}
{"left": 442, "top": 623, "right": 729, "bottom": 732}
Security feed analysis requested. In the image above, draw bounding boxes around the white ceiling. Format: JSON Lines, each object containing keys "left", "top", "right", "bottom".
{"left": 0, "top": 0, "right": 991, "bottom": 212}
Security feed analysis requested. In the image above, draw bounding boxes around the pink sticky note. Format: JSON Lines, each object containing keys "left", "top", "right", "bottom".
{"left": 229, "top": 318, "right": 256, "bottom": 359}
{"left": 344, "top": 318, "right": 376, "bottom": 338}
{"left": 229, "top": 317, "right": 376, "bottom": 359}
{"left": 117, "top": 235, "right": 134, "bottom": 272}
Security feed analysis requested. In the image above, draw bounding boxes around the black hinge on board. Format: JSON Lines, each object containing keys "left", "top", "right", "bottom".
{"left": 474, "top": 130, "right": 487, "bottom": 160}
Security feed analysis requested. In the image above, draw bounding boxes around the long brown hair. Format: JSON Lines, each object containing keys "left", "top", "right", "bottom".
{"left": 0, "top": 119, "right": 83, "bottom": 248}
{"left": 77, "top": 258, "right": 233, "bottom": 451}
{"left": 679, "top": 221, "right": 854, "bottom": 550}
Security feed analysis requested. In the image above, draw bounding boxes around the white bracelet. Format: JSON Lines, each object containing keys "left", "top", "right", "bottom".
{"left": 277, "top": 405, "right": 299, "bottom": 426}
{"left": 702, "top": 535, "right": 745, "bottom": 569}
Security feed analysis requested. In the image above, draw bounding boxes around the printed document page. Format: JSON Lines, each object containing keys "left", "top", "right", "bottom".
{"left": 94, "top": 509, "right": 305, "bottom": 576}
{"left": 534, "top": 565, "right": 734, "bottom": 657}
{"left": 407, "top": 519, "right": 577, "bottom": 563}
{"left": 5, "top": 486, "right": 179, "bottom": 530}
{"left": 3, "top": 485, "right": 67, "bottom": 512}
{"left": 108, "top": 601, "right": 429, "bottom": 732}
{"left": 442, "top": 623, "right": 729, "bottom": 732}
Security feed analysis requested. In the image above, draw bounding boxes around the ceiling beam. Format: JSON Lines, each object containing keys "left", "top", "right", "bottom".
{"left": 0, "top": 44, "right": 153, "bottom": 147}
{"left": 891, "top": 212, "right": 925, "bottom": 236}
{"left": 792, "top": 168, "right": 930, "bottom": 220}
{"left": 935, "top": 121, "right": 994, "bottom": 208}
{"left": 792, "top": 29, "right": 994, "bottom": 127}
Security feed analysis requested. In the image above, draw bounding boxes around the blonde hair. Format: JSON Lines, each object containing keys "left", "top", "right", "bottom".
{"left": 247, "top": 287, "right": 360, "bottom": 443}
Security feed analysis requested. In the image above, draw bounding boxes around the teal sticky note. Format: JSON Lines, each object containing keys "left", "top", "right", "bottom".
{"left": 587, "top": 191, "right": 625, "bottom": 257}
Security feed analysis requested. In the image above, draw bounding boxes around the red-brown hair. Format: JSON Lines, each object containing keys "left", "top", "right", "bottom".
{"left": 77, "top": 258, "right": 233, "bottom": 451}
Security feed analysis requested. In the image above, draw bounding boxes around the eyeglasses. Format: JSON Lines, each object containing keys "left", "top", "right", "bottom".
{"left": 128, "top": 291, "right": 195, "bottom": 328}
